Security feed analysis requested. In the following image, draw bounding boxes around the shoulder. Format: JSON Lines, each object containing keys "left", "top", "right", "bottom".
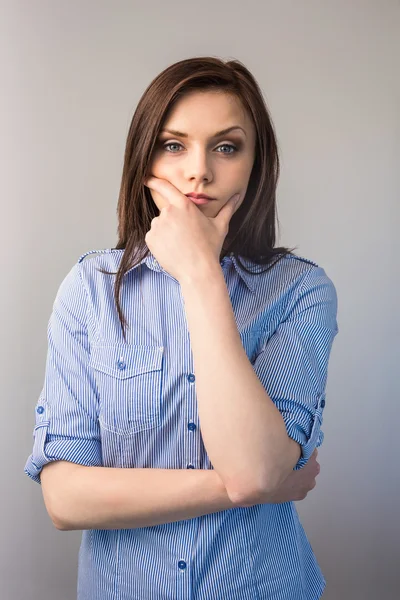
{"left": 253, "top": 252, "right": 326, "bottom": 292}
{"left": 244, "top": 251, "right": 334, "bottom": 297}
{"left": 247, "top": 251, "right": 337, "bottom": 310}
{"left": 78, "top": 248, "right": 118, "bottom": 264}
{"left": 281, "top": 252, "right": 319, "bottom": 272}
{"left": 279, "top": 253, "right": 335, "bottom": 289}
{"left": 51, "top": 249, "right": 122, "bottom": 316}
{"left": 76, "top": 248, "right": 124, "bottom": 277}
{"left": 59, "top": 248, "right": 123, "bottom": 299}
{"left": 280, "top": 253, "right": 338, "bottom": 328}
{"left": 252, "top": 251, "right": 337, "bottom": 320}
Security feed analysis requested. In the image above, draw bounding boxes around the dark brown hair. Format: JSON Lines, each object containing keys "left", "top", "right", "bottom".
{"left": 98, "top": 56, "right": 297, "bottom": 340}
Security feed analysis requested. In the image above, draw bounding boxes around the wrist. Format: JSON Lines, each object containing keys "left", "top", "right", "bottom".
{"left": 179, "top": 260, "right": 223, "bottom": 290}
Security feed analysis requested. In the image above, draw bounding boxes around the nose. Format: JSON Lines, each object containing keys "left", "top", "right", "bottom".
{"left": 184, "top": 148, "right": 213, "bottom": 184}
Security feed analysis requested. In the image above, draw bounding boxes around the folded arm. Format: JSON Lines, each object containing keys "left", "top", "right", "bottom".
{"left": 40, "top": 460, "right": 237, "bottom": 530}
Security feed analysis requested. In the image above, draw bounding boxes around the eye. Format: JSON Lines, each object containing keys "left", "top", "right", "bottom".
{"left": 163, "top": 142, "right": 183, "bottom": 153}
{"left": 216, "top": 143, "right": 238, "bottom": 155}
{"left": 161, "top": 141, "right": 239, "bottom": 155}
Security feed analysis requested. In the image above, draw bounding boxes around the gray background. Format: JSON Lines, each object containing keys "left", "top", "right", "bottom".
{"left": 2, "top": 1, "right": 399, "bottom": 599}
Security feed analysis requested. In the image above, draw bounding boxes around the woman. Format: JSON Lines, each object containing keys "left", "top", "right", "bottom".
{"left": 25, "top": 56, "right": 338, "bottom": 600}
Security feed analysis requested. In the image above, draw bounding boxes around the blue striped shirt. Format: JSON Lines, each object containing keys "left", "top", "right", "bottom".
{"left": 24, "top": 247, "right": 339, "bottom": 600}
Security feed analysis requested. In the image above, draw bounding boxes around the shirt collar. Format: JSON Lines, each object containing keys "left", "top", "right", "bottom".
{"left": 121, "top": 250, "right": 257, "bottom": 293}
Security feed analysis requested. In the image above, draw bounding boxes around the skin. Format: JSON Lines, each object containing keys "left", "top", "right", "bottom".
{"left": 39, "top": 94, "right": 320, "bottom": 534}
{"left": 145, "top": 90, "right": 321, "bottom": 502}
{"left": 147, "top": 89, "right": 257, "bottom": 218}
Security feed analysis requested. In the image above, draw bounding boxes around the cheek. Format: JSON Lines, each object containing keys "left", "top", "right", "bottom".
{"left": 149, "top": 153, "right": 173, "bottom": 176}
{"left": 147, "top": 156, "right": 165, "bottom": 181}
{"left": 235, "top": 159, "right": 253, "bottom": 179}
{"left": 224, "top": 159, "right": 250, "bottom": 183}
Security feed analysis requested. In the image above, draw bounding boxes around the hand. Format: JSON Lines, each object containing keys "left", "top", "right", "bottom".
{"left": 144, "top": 176, "right": 241, "bottom": 283}
{"left": 267, "top": 448, "right": 321, "bottom": 504}
{"left": 239, "top": 448, "right": 321, "bottom": 506}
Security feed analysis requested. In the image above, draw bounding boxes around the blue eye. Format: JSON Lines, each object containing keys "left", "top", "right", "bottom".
{"left": 163, "top": 142, "right": 182, "bottom": 153}
{"left": 162, "top": 142, "right": 238, "bottom": 155}
{"left": 216, "top": 144, "right": 238, "bottom": 155}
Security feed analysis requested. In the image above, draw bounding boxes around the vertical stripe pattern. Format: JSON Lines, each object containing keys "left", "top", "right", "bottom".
{"left": 24, "top": 247, "right": 339, "bottom": 600}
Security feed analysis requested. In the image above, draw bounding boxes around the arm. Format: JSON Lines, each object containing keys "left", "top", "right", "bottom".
{"left": 238, "top": 448, "right": 321, "bottom": 507}
{"left": 42, "top": 449, "right": 321, "bottom": 530}
{"left": 180, "top": 264, "right": 300, "bottom": 505}
{"left": 41, "top": 461, "right": 238, "bottom": 531}
{"left": 180, "top": 262, "right": 338, "bottom": 506}
{"left": 45, "top": 449, "right": 322, "bottom": 530}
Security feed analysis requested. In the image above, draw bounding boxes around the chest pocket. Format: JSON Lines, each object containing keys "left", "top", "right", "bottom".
{"left": 89, "top": 343, "right": 164, "bottom": 435}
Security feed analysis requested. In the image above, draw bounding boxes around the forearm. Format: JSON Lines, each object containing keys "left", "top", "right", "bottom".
{"left": 180, "top": 263, "right": 300, "bottom": 503}
{"left": 54, "top": 464, "right": 237, "bottom": 531}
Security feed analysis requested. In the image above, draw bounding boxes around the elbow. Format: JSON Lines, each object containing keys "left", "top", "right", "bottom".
{"left": 227, "top": 486, "right": 261, "bottom": 507}
{"left": 229, "top": 481, "right": 281, "bottom": 507}
{"left": 225, "top": 472, "right": 271, "bottom": 507}
{"left": 227, "top": 438, "right": 302, "bottom": 506}
{"left": 226, "top": 467, "right": 288, "bottom": 507}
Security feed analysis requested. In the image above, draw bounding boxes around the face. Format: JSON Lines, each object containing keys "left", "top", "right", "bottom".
{"left": 147, "top": 90, "right": 256, "bottom": 217}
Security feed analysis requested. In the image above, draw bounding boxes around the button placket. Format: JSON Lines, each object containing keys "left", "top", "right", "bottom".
{"left": 186, "top": 373, "right": 197, "bottom": 468}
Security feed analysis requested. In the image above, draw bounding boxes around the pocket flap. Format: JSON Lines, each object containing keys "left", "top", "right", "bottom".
{"left": 89, "top": 344, "right": 164, "bottom": 379}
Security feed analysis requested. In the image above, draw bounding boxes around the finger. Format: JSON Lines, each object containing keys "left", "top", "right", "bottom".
{"left": 213, "top": 193, "right": 240, "bottom": 230}
{"left": 144, "top": 176, "right": 188, "bottom": 207}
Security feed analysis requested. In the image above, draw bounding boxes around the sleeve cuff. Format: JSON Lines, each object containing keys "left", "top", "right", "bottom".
{"left": 24, "top": 423, "right": 102, "bottom": 484}
{"left": 284, "top": 392, "right": 326, "bottom": 470}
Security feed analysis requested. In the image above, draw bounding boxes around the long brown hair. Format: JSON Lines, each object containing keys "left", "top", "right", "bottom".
{"left": 97, "top": 56, "right": 297, "bottom": 340}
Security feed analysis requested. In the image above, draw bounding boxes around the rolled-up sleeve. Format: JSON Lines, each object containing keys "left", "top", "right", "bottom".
{"left": 253, "top": 265, "right": 339, "bottom": 471}
{"left": 24, "top": 262, "right": 102, "bottom": 485}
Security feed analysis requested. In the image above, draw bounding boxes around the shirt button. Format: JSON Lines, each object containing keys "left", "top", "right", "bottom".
{"left": 320, "top": 398, "right": 325, "bottom": 408}
{"left": 187, "top": 373, "right": 195, "bottom": 383}
{"left": 187, "top": 464, "right": 195, "bottom": 469}
{"left": 36, "top": 406, "right": 44, "bottom": 414}
{"left": 117, "top": 359, "right": 126, "bottom": 370}
{"left": 178, "top": 560, "right": 187, "bottom": 570}
{"left": 188, "top": 422, "right": 196, "bottom": 431}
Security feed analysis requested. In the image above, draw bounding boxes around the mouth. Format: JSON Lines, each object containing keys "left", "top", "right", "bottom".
{"left": 185, "top": 193, "right": 216, "bottom": 205}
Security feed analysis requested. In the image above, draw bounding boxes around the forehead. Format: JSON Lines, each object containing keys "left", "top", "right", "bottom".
{"left": 162, "top": 90, "right": 253, "bottom": 134}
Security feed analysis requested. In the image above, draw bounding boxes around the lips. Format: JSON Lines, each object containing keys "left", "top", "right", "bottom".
{"left": 186, "top": 193, "right": 216, "bottom": 201}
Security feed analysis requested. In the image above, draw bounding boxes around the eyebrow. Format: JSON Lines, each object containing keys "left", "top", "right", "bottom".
{"left": 159, "top": 126, "right": 247, "bottom": 138}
